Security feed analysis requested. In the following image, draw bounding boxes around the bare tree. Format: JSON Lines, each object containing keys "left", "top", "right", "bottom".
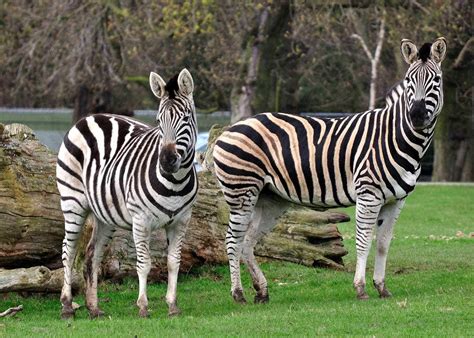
{"left": 351, "top": 11, "right": 386, "bottom": 110}
{"left": 3, "top": 1, "right": 133, "bottom": 121}
{"left": 230, "top": 5, "right": 270, "bottom": 122}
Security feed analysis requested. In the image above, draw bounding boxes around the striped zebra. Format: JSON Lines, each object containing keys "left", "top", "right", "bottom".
{"left": 57, "top": 69, "right": 198, "bottom": 318}
{"left": 213, "top": 38, "right": 447, "bottom": 303}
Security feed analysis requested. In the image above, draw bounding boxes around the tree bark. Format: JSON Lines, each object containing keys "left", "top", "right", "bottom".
{"left": 229, "top": 1, "right": 298, "bottom": 122}
{"left": 73, "top": 86, "right": 133, "bottom": 124}
{"left": 0, "top": 267, "right": 82, "bottom": 293}
{"left": 230, "top": 5, "right": 270, "bottom": 123}
{"left": 432, "top": 46, "right": 474, "bottom": 182}
{"left": 351, "top": 12, "right": 385, "bottom": 110}
{"left": 73, "top": 85, "right": 92, "bottom": 123}
{"left": 0, "top": 123, "right": 64, "bottom": 269}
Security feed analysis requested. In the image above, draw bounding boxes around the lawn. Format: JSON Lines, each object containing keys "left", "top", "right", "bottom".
{"left": 1, "top": 185, "right": 473, "bottom": 337}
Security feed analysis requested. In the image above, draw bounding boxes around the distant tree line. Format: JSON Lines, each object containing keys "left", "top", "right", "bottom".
{"left": 0, "top": 0, "right": 472, "bottom": 180}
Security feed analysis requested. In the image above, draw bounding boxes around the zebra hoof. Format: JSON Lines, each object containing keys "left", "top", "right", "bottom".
{"left": 232, "top": 289, "right": 247, "bottom": 304}
{"left": 60, "top": 307, "right": 75, "bottom": 320}
{"left": 355, "top": 284, "right": 369, "bottom": 300}
{"left": 377, "top": 286, "right": 392, "bottom": 298}
{"left": 89, "top": 308, "right": 105, "bottom": 319}
{"left": 138, "top": 308, "right": 150, "bottom": 318}
{"left": 168, "top": 305, "right": 181, "bottom": 317}
{"left": 374, "top": 280, "right": 392, "bottom": 298}
{"left": 254, "top": 294, "right": 269, "bottom": 304}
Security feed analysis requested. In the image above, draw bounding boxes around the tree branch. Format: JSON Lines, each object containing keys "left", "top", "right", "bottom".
{"left": 452, "top": 37, "right": 474, "bottom": 69}
{"left": 351, "top": 33, "right": 373, "bottom": 60}
{"left": 0, "top": 305, "right": 23, "bottom": 318}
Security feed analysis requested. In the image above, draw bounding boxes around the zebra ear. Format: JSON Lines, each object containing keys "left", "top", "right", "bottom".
{"left": 149, "top": 72, "right": 166, "bottom": 98}
{"left": 400, "top": 39, "right": 418, "bottom": 64}
{"left": 431, "top": 37, "right": 447, "bottom": 64}
{"left": 177, "top": 68, "right": 194, "bottom": 96}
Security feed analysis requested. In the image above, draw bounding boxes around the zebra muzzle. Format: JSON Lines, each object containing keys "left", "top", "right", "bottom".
{"left": 409, "top": 99, "right": 430, "bottom": 130}
{"left": 159, "top": 143, "right": 182, "bottom": 174}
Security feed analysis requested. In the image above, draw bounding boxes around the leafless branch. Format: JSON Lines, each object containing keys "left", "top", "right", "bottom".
{"left": 410, "top": 0, "right": 430, "bottom": 15}
{"left": 0, "top": 305, "right": 23, "bottom": 318}
{"left": 452, "top": 37, "right": 474, "bottom": 69}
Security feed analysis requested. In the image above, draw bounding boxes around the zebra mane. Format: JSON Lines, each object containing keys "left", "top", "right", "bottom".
{"left": 164, "top": 73, "right": 180, "bottom": 99}
{"left": 385, "top": 80, "right": 404, "bottom": 100}
{"left": 418, "top": 43, "right": 432, "bottom": 62}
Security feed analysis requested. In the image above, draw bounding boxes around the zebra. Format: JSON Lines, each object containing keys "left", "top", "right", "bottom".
{"left": 56, "top": 68, "right": 198, "bottom": 319}
{"left": 213, "top": 37, "right": 447, "bottom": 303}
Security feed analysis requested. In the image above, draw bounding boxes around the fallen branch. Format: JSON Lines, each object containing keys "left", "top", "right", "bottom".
{"left": 0, "top": 305, "right": 23, "bottom": 318}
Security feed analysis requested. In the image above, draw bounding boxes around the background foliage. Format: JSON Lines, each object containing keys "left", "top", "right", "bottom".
{"left": 0, "top": 0, "right": 472, "bottom": 180}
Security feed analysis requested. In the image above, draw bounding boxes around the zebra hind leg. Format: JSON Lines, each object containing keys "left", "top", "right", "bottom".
{"left": 241, "top": 193, "right": 290, "bottom": 304}
{"left": 59, "top": 203, "right": 89, "bottom": 319}
{"left": 84, "top": 216, "right": 116, "bottom": 318}
{"left": 373, "top": 199, "right": 405, "bottom": 298}
{"left": 353, "top": 191, "right": 383, "bottom": 300}
{"left": 226, "top": 190, "right": 260, "bottom": 304}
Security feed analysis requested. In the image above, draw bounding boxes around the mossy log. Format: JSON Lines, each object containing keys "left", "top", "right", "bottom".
{"left": 0, "top": 266, "right": 81, "bottom": 293}
{"left": 0, "top": 124, "right": 64, "bottom": 269}
{"left": 0, "top": 122, "right": 349, "bottom": 292}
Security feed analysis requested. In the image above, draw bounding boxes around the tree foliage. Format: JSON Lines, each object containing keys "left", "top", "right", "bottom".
{"left": 0, "top": 0, "right": 471, "bottom": 179}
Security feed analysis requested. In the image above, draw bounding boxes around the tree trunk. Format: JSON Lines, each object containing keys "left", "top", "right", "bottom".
{"left": 73, "top": 86, "right": 133, "bottom": 124}
{"left": 73, "top": 85, "right": 92, "bottom": 123}
{"left": 230, "top": 1, "right": 301, "bottom": 122}
{"left": 432, "top": 68, "right": 473, "bottom": 181}
{"left": 0, "top": 122, "right": 349, "bottom": 292}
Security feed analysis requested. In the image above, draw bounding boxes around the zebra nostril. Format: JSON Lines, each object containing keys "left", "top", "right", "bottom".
{"left": 169, "top": 155, "right": 179, "bottom": 165}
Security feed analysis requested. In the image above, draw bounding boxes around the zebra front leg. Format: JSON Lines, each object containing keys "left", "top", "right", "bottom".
{"left": 165, "top": 210, "right": 191, "bottom": 317}
{"left": 84, "top": 217, "right": 115, "bottom": 318}
{"left": 133, "top": 218, "right": 152, "bottom": 318}
{"left": 60, "top": 207, "right": 88, "bottom": 319}
{"left": 354, "top": 193, "right": 382, "bottom": 300}
{"left": 227, "top": 207, "right": 255, "bottom": 304}
{"left": 373, "top": 199, "right": 405, "bottom": 298}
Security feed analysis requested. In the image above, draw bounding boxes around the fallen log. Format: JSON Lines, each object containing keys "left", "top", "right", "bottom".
{"left": 0, "top": 123, "right": 64, "bottom": 269}
{"left": 0, "top": 266, "right": 82, "bottom": 293}
{"left": 0, "top": 122, "right": 349, "bottom": 292}
{"left": 100, "top": 171, "right": 349, "bottom": 281}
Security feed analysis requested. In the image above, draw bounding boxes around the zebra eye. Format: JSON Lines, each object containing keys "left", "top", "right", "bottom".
{"left": 405, "top": 76, "right": 410, "bottom": 82}
{"left": 182, "top": 115, "right": 190, "bottom": 122}
{"left": 433, "top": 76, "right": 441, "bottom": 82}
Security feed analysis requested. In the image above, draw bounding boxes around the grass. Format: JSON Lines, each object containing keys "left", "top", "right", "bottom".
{"left": 1, "top": 185, "right": 473, "bottom": 337}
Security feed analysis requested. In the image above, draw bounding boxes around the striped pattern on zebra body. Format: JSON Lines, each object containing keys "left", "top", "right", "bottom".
{"left": 213, "top": 38, "right": 447, "bottom": 303}
{"left": 57, "top": 69, "right": 198, "bottom": 319}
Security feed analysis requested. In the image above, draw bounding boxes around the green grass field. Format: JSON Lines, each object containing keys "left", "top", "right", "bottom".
{"left": 1, "top": 185, "right": 473, "bottom": 337}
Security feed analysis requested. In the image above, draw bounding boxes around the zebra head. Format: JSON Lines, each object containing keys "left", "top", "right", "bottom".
{"left": 149, "top": 68, "right": 197, "bottom": 174}
{"left": 400, "top": 37, "right": 447, "bottom": 130}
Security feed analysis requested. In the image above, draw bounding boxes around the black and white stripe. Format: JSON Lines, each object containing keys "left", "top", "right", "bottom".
{"left": 57, "top": 69, "right": 198, "bottom": 318}
{"left": 213, "top": 38, "right": 447, "bottom": 303}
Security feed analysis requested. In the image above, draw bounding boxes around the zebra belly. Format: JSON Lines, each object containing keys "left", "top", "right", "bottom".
{"left": 264, "top": 174, "right": 357, "bottom": 209}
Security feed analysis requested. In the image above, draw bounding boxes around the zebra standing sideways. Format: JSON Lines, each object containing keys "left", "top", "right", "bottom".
{"left": 56, "top": 69, "right": 198, "bottom": 318}
{"left": 213, "top": 38, "right": 447, "bottom": 303}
